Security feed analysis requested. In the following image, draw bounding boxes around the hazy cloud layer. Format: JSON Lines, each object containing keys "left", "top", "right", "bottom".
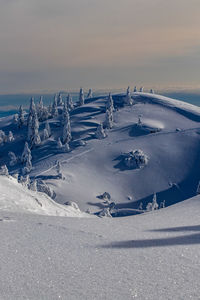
{"left": 0, "top": 0, "right": 200, "bottom": 93}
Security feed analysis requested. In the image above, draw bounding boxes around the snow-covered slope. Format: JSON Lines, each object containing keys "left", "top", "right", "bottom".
{"left": 0, "top": 175, "right": 84, "bottom": 217}
{"left": 0, "top": 92, "right": 200, "bottom": 214}
{"left": 0, "top": 194, "right": 200, "bottom": 299}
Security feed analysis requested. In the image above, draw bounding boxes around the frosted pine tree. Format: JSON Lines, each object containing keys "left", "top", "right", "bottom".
{"left": 56, "top": 161, "right": 62, "bottom": 179}
{"left": 0, "top": 165, "right": 9, "bottom": 176}
{"left": 106, "top": 93, "right": 114, "bottom": 113}
{"left": 8, "top": 151, "right": 18, "bottom": 166}
{"left": 62, "top": 100, "right": 69, "bottom": 125}
{"left": 125, "top": 86, "right": 133, "bottom": 105}
{"left": 8, "top": 131, "right": 14, "bottom": 142}
{"left": 87, "top": 89, "right": 93, "bottom": 99}
{"left": 57, "top": 93, "right": 63, "bottom": 106}
{"left": 57, "top": 138, "right": 63, "bottom": 149}
{"left": 45, "top": 121, "right": 51, "bottom": 137}
{"left": 96, "top": 123, "right": 106, "bottom": 139}
{"left": 27, "top": 97, "right": 36, "bottom": 126}
{"left": 104, "top": 109, "right": 113, "bottom": 129}
{"left": 134, "top": 86, "right": 137, "bottom": 92}
{"left": 52, "top": 95, "right": 58, "bottom": 117}
{"left": 152, "top": 193, "right": 159, "bottom": 210}
{"left": 37, "top": 96, "right": 44, "bottom": 121}
{"left": 62, "top": 112, "right": 72, "bottom": 144}
{"left": 18, "top": 105, "right": 25, "bottom": 128}
{"left": 13, "top": 114, "right": 18, "bottom": 125}
{"left": 63, "top": 142, "right": 70, "bottom": 152}
{"left": 196, "top": 181, "right": 200, "bottom": 194}
{"left": 21, "top": 142, "right": 32, "bottom": 165}
{"left": 140, "top": 87, "right": 144, "bottom": 92}
{"left": 30, "top": 179, "right": 37, "bottom": 191}
{"left": 30, "top": 112, "right": 41, "bottom": 146}
{"left": 43, "top": 128, "right": 49, "bottom": 140}
{"left": 79, "top": 88, "right": 85, "bottom": 106}
{"left": 66, "top": 94, "right": 74, "bottom": 111}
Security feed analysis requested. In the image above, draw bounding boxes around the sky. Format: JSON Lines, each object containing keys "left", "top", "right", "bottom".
{"left": 1, "top": 0, "right": 200, "bottom": 94}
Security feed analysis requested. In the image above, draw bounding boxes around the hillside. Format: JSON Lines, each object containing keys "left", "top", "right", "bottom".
{"left": 1, "top": 91, "right": 200, "bottom": 214}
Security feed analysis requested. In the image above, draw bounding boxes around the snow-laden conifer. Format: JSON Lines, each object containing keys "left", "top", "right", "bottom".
{"left": 8, "top": 151, "right": 18, "bottom": 166}
{"left": 57, "top": 138, "right": 63, "bottom": 149}
{"left": 8, "top": 131, "right": 14, "bottom": 142}
{"left": 140, "top": 87, "right": 144, "bottom": 92}
{"left": 104, "top": 109, "right": 113, "bottom": 129}
{"left": 57, "top": 93, "right": 63, "bottom": 106}
{"left": 18, "top": 105, "right": 25, "bottom": 128}
{"left": 56, "top": 161, "right": 62, "bottom": 179}
{"left": 62, "top": 111, "right": 72, "bottom": 144}
{"left": 87, "top": 89, "right": 93, "bottom": 99}
{"left": 79, "top": 88, "right": 85, "bottom": 106}
{"left": 124, "top": 86, "right": 133, "bottom": 105}
{"left": 95, "top": 123, "right": 106, "bottom": 139}
{"left": 134, "top": 86, "right": 137, "bottom": 92}
{"left": 52, "top": 95, "right": 58, "bottom": 117}
{"left": 0, "top": 165, "right": 9, "bottom": 176}
{"left": 45, "top": 121, "right": 51, "bottom": 137}
{"left": 66, "top": 94, "right": 74, "bottom": 111}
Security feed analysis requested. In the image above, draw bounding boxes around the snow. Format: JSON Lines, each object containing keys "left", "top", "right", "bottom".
{"left": 0, "top": 176, "right": 85, "bottom": 217}
{"left": 0, "top": 196, "right": 200, "bottom": 299}
{"left": 0, "top": 91, "right": 200, "bottom": 299}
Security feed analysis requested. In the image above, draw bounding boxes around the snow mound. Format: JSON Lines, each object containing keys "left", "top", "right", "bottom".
{"left": 0, "top": 176, "right": 85, "bottom": 217}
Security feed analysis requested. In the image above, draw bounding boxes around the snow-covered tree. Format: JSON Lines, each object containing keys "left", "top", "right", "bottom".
{"left": 146, "top": 193, "right": 158, "bottom": 211}
{"left": 19, "top": 174, "right": 30, "bottom": 188}
{"left": 196, "top": 181, "right": 200, "bottom": 194}
{"left": 62, "top": 112, "right": 72, "bottom": 144}
{"left": 95, "top": 123, "right": 106, "bottom": 139}
{"left": 0, "top": 130, "right": 6, "bottom": 144}
{"left": 125, "top": 86, "right": 133, "bottom": 105}
{"left": 43, "top": 128, "right": 49, "bottom": 140}
{"left": 48, "top": 104, "right": 53, "bottom": 117}
{"left": 57, "top": 93, "right": 63, "bottom": 106}
{"left": 55, "top": 160, "right": 62, "bottom": 179}
{"left": 79, "top": 88, "right": 85, "bottom": 106}
{"left": 63, "top": 142, "right": 70, "bottom": 152}
{"left": 37, "top": 96, "right": 44, "bottom": 121}
{"left": 13, "top": 114, "right": 18, "bottom": 125}
{"left": 7, "top": 131, "right": 14, "bottom": 142}
{"left": 8, "top": 151, "right": 18, "bottom": 166}
{"left": 99, "top": 207, "right": 112, "bottom": 218}
{"left": 57, "top": 138, "right": 63, "bottom": 149}
{"left": 137, "top": 115, "right": 142, "bottom": 125}
{"left": 87, "top": 89, "right": 93, "bottom": 99}
{"left": 52, "top": 95, "right": 58, "bottom": 117}
{"left": 45, "top": 121, "right": 51, "bottom": 137}
{"left": 37, "top": 180, "right": 56, "bottom": 198}
{"left": 30, "top": 179, "right": 37, "bottom": 191}
{"left": 21, "top": 142, "right": 32, "bottom": 164}
{"left": 62, "top": 101, "right": 69, "bottom": 125}
{"left": 27, "top": 98, "right": 41, "bottom": 146}
{"left": 27, "top": 97, "right": 36, "bottom": 125}
{"left": 31, "top": 113, "right": 41, "bottom": 146}
{"left": 160, "top": 200, "right": 165, "bottom": 209}
{"left": 134, "top": 86, "right": 137, "bottom": 93}
{"left": 138, "top": 202, "right": 143, "bottom": 210}
{"left": 152, "top": 193, "right": 159, "bottom": 210}
{"left": 140, "top": 87, "right": 144, "bottom": 92}
{"left": 66, "top": 94, "right": 74, "bottom": 111}
{"left": 106, "top": 93, "right": 114, "bottom": 113}
{"left": 104, "top": 109, "right": 113, "bottom": 129}
{"left": 0, "top": 165, "right": 9, "bottom": 176}
{"left": 18, "top": 105, "right": 25, "bottom": 128}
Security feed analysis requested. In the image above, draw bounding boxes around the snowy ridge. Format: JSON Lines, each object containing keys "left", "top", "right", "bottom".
{"left": 0, "top": 176, "right": 86, "bottom": 217}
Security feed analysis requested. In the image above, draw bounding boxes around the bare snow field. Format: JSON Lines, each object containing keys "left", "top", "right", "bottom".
{"left": 0, "top": 90, "right": 200, "bottom": 299}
